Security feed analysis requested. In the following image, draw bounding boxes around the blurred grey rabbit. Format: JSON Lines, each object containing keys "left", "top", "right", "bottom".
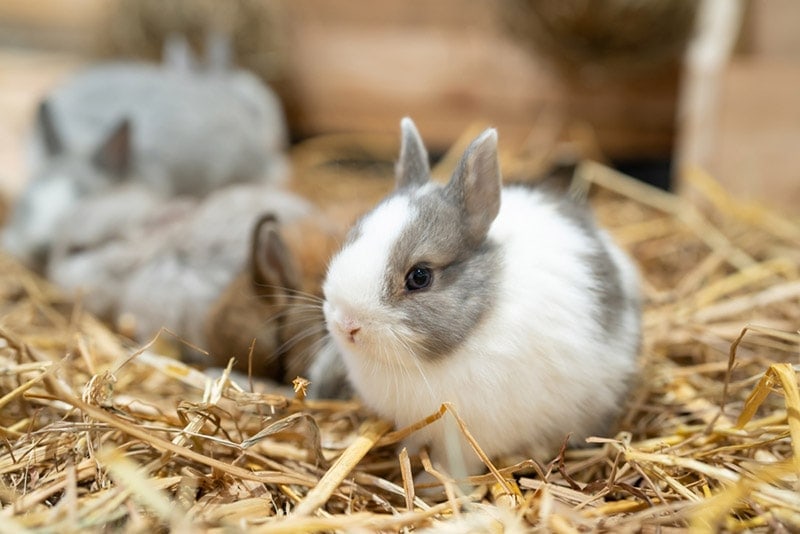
{"left": 118, "top": 184, "right": 310, "bottom": 347}
{"left": 47, "top": 182, "right": 312, "bottom": 349}
{"left": 3, "top": 36, "right": 288, "bottom": 268}
{"left": 46, "top": 184, "right": 190, "bottom": 320}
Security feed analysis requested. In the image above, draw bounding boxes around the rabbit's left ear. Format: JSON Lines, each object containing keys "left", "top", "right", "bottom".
{"left": 92, "top": 118, "right": 132, "bottom": 179}
{"left": 37, "top": 100, "right": 63, "bottom": 156}
{"left": 251, "top": 214, "right": 300, "bottom": 294}
{"left": 446, "top": 129, "right": 501, "bottom": 245}
{"left": 395, "top": 117, "right": 430, "bottom": 191}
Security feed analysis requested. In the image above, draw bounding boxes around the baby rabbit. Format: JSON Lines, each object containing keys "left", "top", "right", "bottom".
{"left": 47, "top": 182, "right": 312, "bottom": 349}
{"left": 320, "top": 118, "right": 641, "bottom": 476}
{"left": 117, "top": 184, "right": 310, "bottom": 346}
{"left": 203, "top": 135, "right": 400, "bottom": 392}
{"left": 205, "top": 212, "right": 344, "bottom": 385}
{"left": 45, "top": 183, "right": 185, "bottom": 320}
{"left": 3, "top": 50, "right": 287, "bottom": 268}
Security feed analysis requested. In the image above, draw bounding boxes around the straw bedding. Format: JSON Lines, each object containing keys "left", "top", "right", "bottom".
{"left": 1, "top": 143, "right": 799, "bottom": 532}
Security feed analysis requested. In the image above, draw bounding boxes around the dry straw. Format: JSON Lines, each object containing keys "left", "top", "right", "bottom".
{"left": 1, "top": 133, "right": 799, "bottom": 532}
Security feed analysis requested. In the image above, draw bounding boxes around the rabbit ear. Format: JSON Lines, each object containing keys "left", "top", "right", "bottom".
{"left": 204, "top": 31, "right": 233, "bottom": 72}
{"left": 251, "top": 214, "right": 300, "bottom": 293}
{"left": 395, "top": 117, "right": 430, "bottom": 190}
{"left": 37, "top": 100, "right": 63, "bottom": 156}
{"left": 92, "top": 118, "right": 131, "bottom": 179}
{"left": 163, "top": 33, "right": 197, "bottom": 72}
{"left": 446, "top": 129, "right": 501, "bottom": 244}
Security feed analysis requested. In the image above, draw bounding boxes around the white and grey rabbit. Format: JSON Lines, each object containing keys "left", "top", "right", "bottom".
{"left": 47, "top": 182, "right": 312, "bottom": 348}
{"left": 320, "top": 118, "right": 641, "bottom": 477}
{"left": 3, "top": 36, "right": 288, "bottom": 268}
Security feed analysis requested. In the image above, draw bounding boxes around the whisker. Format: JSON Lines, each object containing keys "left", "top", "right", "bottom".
{"left": 390, "top": 327, "right": 436, "bottom": 401}
{"left": 245, "top": 306, "right": 299, "bottom": 332}
{"left": 265, "top": 307, "right": 323, "bottom": 327}
{"left": 275, "top": 324, "right": 327, "bottom": 357}
{"left": 289, "top": 334, "right": 336, "bottom": 380}
{"left": 241, "top": 303, "right": 324, "bottom": 335}
{"left": 304, "top": 333, "right": 335, "bottom": 361}
{"left": 251, "top": 283, "right": 325, "bottom": 304}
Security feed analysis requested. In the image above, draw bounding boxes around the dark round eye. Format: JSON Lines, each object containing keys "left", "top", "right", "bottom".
{"left": 405, "top": 265, "right": 433, "bottom": 291}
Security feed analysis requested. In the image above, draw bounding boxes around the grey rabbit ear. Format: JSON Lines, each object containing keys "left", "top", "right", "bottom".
{"left": 204, "top": 31, "right": 233, "bottom": 72}
{"left": 37, "top": 100, "right": 63, "bottom": 156}
{"left": 251, "top": 214, "right": 300, "bottom": 292}
{"left": 446, "top": 128, "right": 501, "bottom": 244}
{"left": 395, "top": 117, "right": 430, "bottom": 190}
{"left": 92, "top": 118, "right": 131, "bottom": 179}
{"left": 163, "top": 33, "right": 197, "bottom": 72}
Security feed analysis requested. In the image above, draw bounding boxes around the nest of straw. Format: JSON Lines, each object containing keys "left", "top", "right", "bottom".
{"left": 1, "top": 133, "right": 800, "bottom": 532}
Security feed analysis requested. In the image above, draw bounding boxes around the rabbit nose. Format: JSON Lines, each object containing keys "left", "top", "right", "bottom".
{"left": 347, "top": 326, "right": 361, "bottom": 342}
{"left": 339, "top": 317, "right": 361, "bottom": 343}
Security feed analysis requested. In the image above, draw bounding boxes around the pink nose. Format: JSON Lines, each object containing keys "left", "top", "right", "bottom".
{"left": 347, "top": 326, "right": 361, "bottom": 341}
{"left": 340, "top": 317, "right": 361, "bottom": 342}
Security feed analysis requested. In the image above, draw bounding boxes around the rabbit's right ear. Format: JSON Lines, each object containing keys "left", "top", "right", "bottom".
{"left": 251, "top": 214, "right": 300, "bottom": 293}
{"left": 395, "top": 117, "right": 430, "bottom": 190}
{"left": 446, "top": 128, "right": 501, "bottom": 245}
{"left": 37, "top": 100, "right": 63, "bottom": 156}
{"left": 204, "top": 31, "right": 233, "bottom": 72}
{"left": 92, "top": 118, "right": 131, "bottom": 179}
{"left": 163, "top": 33, "right": 197, "bottom": 72}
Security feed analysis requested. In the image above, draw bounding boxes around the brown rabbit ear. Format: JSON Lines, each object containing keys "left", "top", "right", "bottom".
{"left": 446, "top": 128, "right": 501, "bottom": 244}
{"left": 37, "top": 100, "right": 63, "bottom": 156}
{"left": 92, "top": 118, "right": 131, "bottom": 179}
{"left": 251, "top": 214, "right": 300, "bottom": 292}
{"left": 395, "top": 117, "right": 430, "bottom": 190}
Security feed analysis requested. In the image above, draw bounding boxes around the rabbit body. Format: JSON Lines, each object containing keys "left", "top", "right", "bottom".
{"left": 322, "top": 119, "right": 641, "bottom": 475}
{"left": 205, "top": 212, "right": 344, "bottom": 382}
{"left": 32, "top": 63, "right": 286, "bottom": 195}
{"left": 4, "top": 60, "right": 287, "bottom": 267}
{"left": 48, "top": 183, "right": 311, "bottom": 347}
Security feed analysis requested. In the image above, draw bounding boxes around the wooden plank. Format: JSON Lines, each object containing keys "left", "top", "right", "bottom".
{"left": 279, "top": 3, "right": 679, "bottom": 158}
{"left": 705, "top": 59, "right": 800, "bottom": 213}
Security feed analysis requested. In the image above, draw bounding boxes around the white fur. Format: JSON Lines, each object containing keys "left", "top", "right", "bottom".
{"left": 324, "top": 186, "right": 640, "bottom": 476}
{"left": 323, "top": 195, "right": 413, "bottom": 341}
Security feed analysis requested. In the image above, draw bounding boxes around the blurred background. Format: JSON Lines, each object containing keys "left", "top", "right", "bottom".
{"left": 0, "top": 0, "right": 798, "bottom": 212}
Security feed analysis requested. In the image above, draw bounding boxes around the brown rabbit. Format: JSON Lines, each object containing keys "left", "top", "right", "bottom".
{"left": 205, "top": 212, "right": 344, "bottom": 382}
{"left": 204, "top": 134, "right": 400, "bottom": 391}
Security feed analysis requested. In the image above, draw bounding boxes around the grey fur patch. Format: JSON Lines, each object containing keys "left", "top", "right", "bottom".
{"left": 383, "top": 187, "right": 500, "bottom": 361}
{"left": 396, "top": 118, "right": 431, "bottom": 190}
{"left": 547, "top": 187, "right": 629, "bottom": 336}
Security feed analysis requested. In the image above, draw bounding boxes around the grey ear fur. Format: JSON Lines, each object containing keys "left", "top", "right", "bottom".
{"left": 38, "top": 100, "right": 63, "bottom": 156}
{"left": 395, "top": 117, "right": 430, "bottom": 190}
{"left": 446, "top": 128, "right": 501, "bottom": 244}
{"left": 205, "top": 31, "right": 233, "bottom": 72}
{"left": 163, "top": 33, "right": 197, "bottom": 72}
{"left": 92, "top": 118, "right": 132, "bottom": 179}
{"left": 251, "top": 214, "right": 299, "bottom": 292}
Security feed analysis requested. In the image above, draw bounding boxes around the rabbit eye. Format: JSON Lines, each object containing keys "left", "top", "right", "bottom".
{"left": 405, "top": 265, "right": 433, "bottom": 291}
